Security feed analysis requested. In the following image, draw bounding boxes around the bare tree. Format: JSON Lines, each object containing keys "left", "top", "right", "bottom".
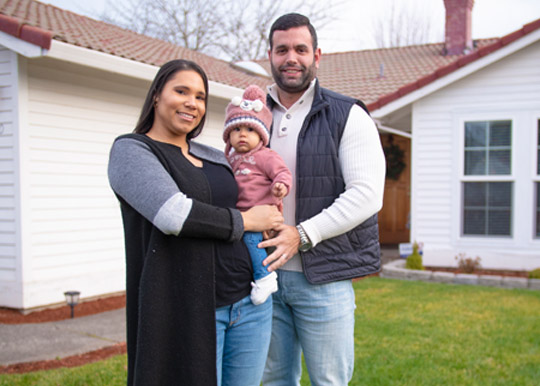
{"left": 371, "top": 0, "right": 442, "bottom": 48}
{"left": 101, "top": 0, "right": 342, "bottom": 61}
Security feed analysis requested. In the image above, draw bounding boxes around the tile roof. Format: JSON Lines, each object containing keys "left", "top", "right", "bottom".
{"left": 0, "top": 0, "right": 271, "bottom": 89}
{"left": 257, "top": 18, "right": 540, "bottom": 111}
{"left": 1, "top": 0, "right": 539, "bottom": 111}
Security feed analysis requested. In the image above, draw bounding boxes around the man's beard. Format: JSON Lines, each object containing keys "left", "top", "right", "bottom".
{"left": 270, "top": 60, "right": 317, "bottom": 94}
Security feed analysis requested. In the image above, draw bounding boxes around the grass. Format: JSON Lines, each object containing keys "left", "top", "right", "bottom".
{"left": 0, "top": 354, "right": 127, "bottom": 385}
{"left": 2, "top": 277, "right": 540, "bottom": 385}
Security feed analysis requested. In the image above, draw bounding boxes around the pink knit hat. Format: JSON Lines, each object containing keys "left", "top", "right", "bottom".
{"left": 223, "top": 85, "right": 272, "bottom": 154}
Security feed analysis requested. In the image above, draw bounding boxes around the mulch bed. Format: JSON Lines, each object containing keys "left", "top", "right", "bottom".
{"left": 423, "top": 266, "right": 530, "bottom": 278}
{"left": 0, "top": 293, "right": 127, "bottom": 374}
{"left": 0, "top": 343, "right": 127, "bottom": 374}
{"left": 0, "top": 293, "right": 126, "bottom": 324}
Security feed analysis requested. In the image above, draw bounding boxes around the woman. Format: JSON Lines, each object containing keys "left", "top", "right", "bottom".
{"left": 108, "top": 59, "right": 282, "bottom": 386}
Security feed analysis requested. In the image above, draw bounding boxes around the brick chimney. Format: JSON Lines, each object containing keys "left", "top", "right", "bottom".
{"left": 443, "top": 0, "right": 474, "bottom": 55}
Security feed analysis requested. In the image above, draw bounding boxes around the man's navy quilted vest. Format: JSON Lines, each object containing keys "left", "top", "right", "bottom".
{"left": 271, "top": 82, "right": 381, "bottom": 284}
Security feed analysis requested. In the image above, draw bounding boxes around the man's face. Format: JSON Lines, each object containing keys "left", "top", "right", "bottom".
{"left": 269, "top": 26, "right": 321, "bottom": 95}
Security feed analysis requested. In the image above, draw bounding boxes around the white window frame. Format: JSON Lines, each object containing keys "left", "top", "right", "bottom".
{"left": 534, "top": 116, "right": 540, "bottom": 239}
{"left": 461, "top": 118, "right": 514, "bottom": 238}
{"left": 453, "top": 111, "right": 540, "bottom": 250}
{"left": 453, "top": 112, "right": 518, "bottom": 249}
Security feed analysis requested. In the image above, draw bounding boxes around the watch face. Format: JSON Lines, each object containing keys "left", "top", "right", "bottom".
{"left": 299, "top": 242, "right": 312, "bottom": 252}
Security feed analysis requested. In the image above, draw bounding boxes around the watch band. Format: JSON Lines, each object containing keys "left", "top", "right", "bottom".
{"left": 296, "top": 225, "right": 312, "bottom": 252}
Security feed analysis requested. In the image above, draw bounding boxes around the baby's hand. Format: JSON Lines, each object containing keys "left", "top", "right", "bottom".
{"left": 272, "top": 182, "right": 288, "bottom": 199}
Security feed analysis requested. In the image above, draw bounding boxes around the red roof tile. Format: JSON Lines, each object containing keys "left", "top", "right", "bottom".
{"left": 353, "top": 20, "right": 539, "bottom": 111}
{"left": 0, "top": 0, "right": 271, "bottom": 89}
{"left": 257, "top": 19, "right": 540, "bottom": 111}
{"left": 1, "top": 0, "right": 539, "bottom": 110}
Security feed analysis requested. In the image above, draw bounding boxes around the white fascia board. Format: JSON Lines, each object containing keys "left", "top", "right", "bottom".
{"left": 374, "top": 120, "right": 412, "bottom": 138}
{"left": 371, "top": 28, "right": 540, "bottom": 118}
{"left": 47, "top": 40, "right": 158, "bottom": 80}
{"left": 47, "top": 40, "right": 243, "bottom": 100}
{"left": 208, "top": 81, "right": 243, "bottom": 100}
{"left": 0, "top": 31, "right": 48, "bottom": 57}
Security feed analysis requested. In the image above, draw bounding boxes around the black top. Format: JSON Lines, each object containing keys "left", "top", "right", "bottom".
{"left": 202, "top": 160, "right": 252, "bottom": 307}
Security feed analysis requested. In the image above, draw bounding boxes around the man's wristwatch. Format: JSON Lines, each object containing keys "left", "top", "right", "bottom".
{"left": 296, "top": 225, "right": 313, "bottom": 252}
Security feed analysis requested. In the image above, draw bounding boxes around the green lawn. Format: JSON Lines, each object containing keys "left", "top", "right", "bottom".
{"left": 2, "top": 277, "right": 539, "bottom": 385}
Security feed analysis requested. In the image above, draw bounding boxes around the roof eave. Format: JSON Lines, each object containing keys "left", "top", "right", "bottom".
{"left": 0, "top": 35, "right": 242, "bottom": 100}
{"left": 48, "top": 40, "right": 243, "bottom": 99}
{"left": 0, "top": 29, "right": 48, "bottom": 57}
{"left": 47, "top": 39, "right": 158, "bottom": 81}
{"left": 370, "top": 22, "right": 540, "bottom": 118}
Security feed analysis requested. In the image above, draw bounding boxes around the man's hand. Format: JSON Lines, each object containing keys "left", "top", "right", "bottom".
{"left": 258, "top": 223, "right": 300, "bottom": 272}
{"left": 272, "top": 182, "right": 288, "bottom": 199}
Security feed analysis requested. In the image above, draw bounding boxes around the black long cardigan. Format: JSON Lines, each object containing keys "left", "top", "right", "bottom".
{"left": 113, "top": 134, "right": 243, "bottom": 386}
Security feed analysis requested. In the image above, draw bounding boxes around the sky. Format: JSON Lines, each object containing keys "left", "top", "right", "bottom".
{"left": 42, "top": 0, "right": 540, "bottom": 54}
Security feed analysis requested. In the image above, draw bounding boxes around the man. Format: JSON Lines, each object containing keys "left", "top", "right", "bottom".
{"left": 258, "top": 13, "right": 386, "bottom": 385}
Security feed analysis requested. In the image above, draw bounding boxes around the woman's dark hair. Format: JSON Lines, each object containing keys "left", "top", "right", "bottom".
{"left": 269, "top": 13, "right": 318, "bottom": 51}
{"left": 134, "top": 59, "right": 209, "bottom": 140}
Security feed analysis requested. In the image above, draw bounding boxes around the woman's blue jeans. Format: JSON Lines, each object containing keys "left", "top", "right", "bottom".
{"left": 243, "top": 231, "right": 270, "bottom": 280}
{"left": 216, "top": 295, "right": 272, "bottom": 386}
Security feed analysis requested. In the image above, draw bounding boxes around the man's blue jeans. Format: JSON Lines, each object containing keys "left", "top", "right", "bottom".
{"left": 262, "top": 270, "right": 356, "bottom": 386}
{"left": 243, "top": 231, "right": 270, "bottom": 280}
{"left": 216, "top": 295, "right": 272, "bottom": 386}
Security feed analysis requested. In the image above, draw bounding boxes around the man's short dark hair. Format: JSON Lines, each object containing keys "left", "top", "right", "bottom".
{"left": 269, "top": 13, "right": 318, "bottom": 51}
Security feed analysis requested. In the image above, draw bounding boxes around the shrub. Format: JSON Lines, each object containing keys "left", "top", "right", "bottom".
{"left": 455, "top": 253, "right": 481, "bottom": 273}
{"left": 529, "top": 268, "right": 540, "bottom": 279}
{"left": 405, "top": 242, "right": 424, "bottom": 270}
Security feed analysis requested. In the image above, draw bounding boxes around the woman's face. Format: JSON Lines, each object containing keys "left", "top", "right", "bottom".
{"left": 152, "top": 70, "right": 206, "bottom": 142}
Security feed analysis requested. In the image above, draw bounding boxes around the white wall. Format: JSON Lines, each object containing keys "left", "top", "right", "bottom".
{"left": 412, "top": 40, "right": 540, "bottom": 270}
{"left": 20, "top": 59, "right": 144, "bottom": 308}
{"left": 2, "top": 54, "right": 230, "bottom": 309}
{"left": 0, "top": 47, "right": 22, "bottom": 307}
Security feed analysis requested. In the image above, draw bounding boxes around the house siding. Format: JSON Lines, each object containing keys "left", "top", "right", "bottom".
{"left": 0, "top": 56, "right": 228, "bottom": 309}
{"left": 0, "top": 47, "right": 21, "bottom": 307}
{"left": 412, "top": 40, "right": 540, "bottom": 270}
{"left": 21, "top": 61, "right": 143, "bottom": 308}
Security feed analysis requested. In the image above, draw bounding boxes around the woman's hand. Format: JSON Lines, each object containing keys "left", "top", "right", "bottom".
{"left": 241, "top": 205, "right": 283, "bottom": 232}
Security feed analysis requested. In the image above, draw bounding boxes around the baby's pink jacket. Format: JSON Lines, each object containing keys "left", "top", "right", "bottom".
{"left": 228, "top": 147, "right": 292, "bottom": 211}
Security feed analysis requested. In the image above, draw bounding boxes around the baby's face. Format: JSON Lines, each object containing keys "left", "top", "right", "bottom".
{"left": 230, "top": 125, "right": 262, "bottom": 153}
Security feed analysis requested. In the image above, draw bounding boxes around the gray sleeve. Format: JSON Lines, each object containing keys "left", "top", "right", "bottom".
{"left": 108, "top": 138, "right": 192, "bottom": 236}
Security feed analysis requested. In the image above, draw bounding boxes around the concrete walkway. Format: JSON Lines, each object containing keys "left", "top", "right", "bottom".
{"left": 0, "top": 308, "right": 126, "bottom": 366}
{"left": 0, "top": 246, "right": 399, "bottom": 367}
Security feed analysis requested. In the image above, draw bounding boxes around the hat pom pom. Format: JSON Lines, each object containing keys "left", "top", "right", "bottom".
{"left": 231, "top": 96, "right": 242, "bottom": 106}
{"left": 243, "top": 85, "right": 266, "bottom": 104}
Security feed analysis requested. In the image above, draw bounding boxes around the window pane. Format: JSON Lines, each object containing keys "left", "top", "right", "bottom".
{"left": 488, "top": 182, "right": 512, "bottom": 207}
{"left": 465, "top": 122, "right": 487, "bottom": 147}
{"left": 488, "top": 210, "right": 511, "bottom": 235}
{"left": 464, "top": 182, "right": 486, "bottom": 206}
{"left": 489, "top": 121, "right": 511, "bottom": 146}
{"left": 465, "top": 150, "right": 486, "bottom": 175}
{"left": 488, "top": 150, "right": 511, "bottom": 175}
{"left": 462, "top": 182, "right": 512, "bottom": 236}
{"left": 464, "top": 120, "right": 511, "bottom": 176}
{"left": 464, "top": 210, "right": 486, "bottom": 235}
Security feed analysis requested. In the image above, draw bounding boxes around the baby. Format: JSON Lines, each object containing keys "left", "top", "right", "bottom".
{"left": 223, "top": 85, "right": 292, "bottom": 305}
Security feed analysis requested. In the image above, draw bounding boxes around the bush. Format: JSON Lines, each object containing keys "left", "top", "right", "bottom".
{"left": 405, "top": 242, "right": 424, "bottom": 270}
{"left": 529, "top": 268, "right": 540, "bottom": 279}
{"left": 455, "top": 253, "right": 481, "bottom": 273}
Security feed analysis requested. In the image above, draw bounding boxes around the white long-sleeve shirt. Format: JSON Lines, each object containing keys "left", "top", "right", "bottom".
{"left": 268, "top": 80, "right": 386, "bottom": 272}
